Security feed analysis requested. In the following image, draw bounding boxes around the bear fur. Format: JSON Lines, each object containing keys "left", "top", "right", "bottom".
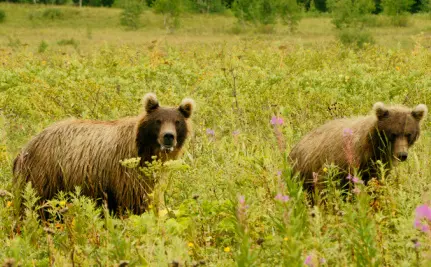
{"left": 13, "top": 93, "right": 195, "bottom": 214}
{"left": 289, "top": 102, "right": 427, "bottom": 190}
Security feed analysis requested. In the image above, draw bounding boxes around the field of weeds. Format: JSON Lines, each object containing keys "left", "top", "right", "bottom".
{"left": 1, "top": 3, "right": 431, "bottom": 266}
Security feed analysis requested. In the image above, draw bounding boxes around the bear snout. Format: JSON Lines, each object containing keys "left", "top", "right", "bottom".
{"left": 163, "top": 133, "right": 175, "bottom": 147}
{"left": 396, "top": 152, "right": 408, "bottom": 162}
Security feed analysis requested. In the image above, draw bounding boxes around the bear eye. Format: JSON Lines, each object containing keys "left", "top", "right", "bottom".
{"left": 175, "top": 120, "right": 180, "bottom": 125}
{"left": 389, "top": 133, "right": 397, "bottom": 141}
{"left": 156, "top": 119, "right": 162, "bottom": 125}
{"left": 405, "top": 133, "right": 412, "bottom": 139}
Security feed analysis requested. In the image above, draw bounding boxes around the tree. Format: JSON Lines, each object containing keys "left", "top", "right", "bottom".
{"left": 232, "top": 0, "right": 302, "bottom": 31}
{"left": 189, "top": 0, "right": 226, "bottom": 13}
{"left": 153, "top": 0, "right": 184, "bottom": 32}
{"left": 327, "top": 0, "right": 375, "bottom": 29}
{"left": 277, "top": 0, "right": 302, "bottom": 32}
{"left": 382, "top": 0, "right": 414, "bottom": 15}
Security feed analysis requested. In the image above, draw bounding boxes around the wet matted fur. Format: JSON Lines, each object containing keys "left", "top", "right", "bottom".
{"left": 289, "top": 102, "right": 427, "bottom": 191}
{"left": 13, "top": 93, "right": 195, "bottom": 214}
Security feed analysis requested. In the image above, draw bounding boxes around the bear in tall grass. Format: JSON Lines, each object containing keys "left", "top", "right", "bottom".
{"left": 289, "top": 102, "right": 427, "bottom": 191}
{"left": 13, "top": 93, "right": 195, "bottom": 214}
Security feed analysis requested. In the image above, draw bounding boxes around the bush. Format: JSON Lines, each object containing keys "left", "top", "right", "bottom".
{"left": 328, "top": 0, "right": 375, "bottom": 29}
{"left": 120, "top": 0, "right": 145, "bottom": 30}
{"left": 338, "top": 27, "right": 375, "bottom": 48}
{"left": 153, "top": 0, "right": 183, "bottom": 32}
{"left": 0, "top": 9, "right": 5, "bottom": 23}
{"left": 57, "top": 38, "right": 79, "bottom": 50}
{"left": 38, "top": 41, "right": 48, "bottom": 53}
{"left": 390, "top": 14, "right": 409, "bottom": 27}
{"left": 42, "top": 8, "right": 64, "bottom": 20}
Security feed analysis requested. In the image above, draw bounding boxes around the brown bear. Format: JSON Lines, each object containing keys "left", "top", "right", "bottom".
{"left": 289, "top": 102, "right": 427, "bottom": 191}
{"left": 13, "top": 93, "right": 195, "bottom": 214}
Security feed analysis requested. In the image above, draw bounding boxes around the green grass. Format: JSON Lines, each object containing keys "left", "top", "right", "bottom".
{"left": 1, "top": 3, "right": 431, "bottom": 266}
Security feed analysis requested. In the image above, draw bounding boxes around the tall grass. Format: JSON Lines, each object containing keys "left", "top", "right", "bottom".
{"left": 1, "top": 5, "right": 431, "bottom": 265}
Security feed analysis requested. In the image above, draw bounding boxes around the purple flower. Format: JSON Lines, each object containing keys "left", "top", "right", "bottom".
{"left": 414, "top": 204, "right": 431, "bottom": 233}
{"left": 270, "top": 116, "right": 284, "bottom": 126}
{"left": 277, "top": 170, "right": 282, "bottom": 177}
{"left": 238, "top": 195, "right": 245, "bottom": 205}
{"left": 346, "top": 173, "right": 352, "bottom": 180}
{"left": 343, "top": 128, "right": 353, "bottom": 137}
{"left": 274, "top": 193, "right": 289, "bottom": 202}
{"left": 416, "top": 204, "right": 431, "bottom": 221}
{"left": 320, "top": 258, "right": 326, "bottom": 264}
{"left": 232, "top": 130, "right": 240, "bottom": 136}
{"left": 414, "top": 240, "right": 420, "bottom": 249}
{"left": 352, "top": 176, "right": 364, "bottom": 184}
{"left": 304, "top": 254, "right": 313, "bottom": 267}
{"left": 206, "top": 128, "right": 215, "bottom": 136}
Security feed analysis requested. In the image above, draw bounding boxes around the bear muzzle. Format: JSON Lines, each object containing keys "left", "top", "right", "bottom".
{"left": 396, "top": 152, "right": 408, "bottom": 162}
{"left": 160, "top": 132, "right": 177, "bottom": 152}
{"left": 393, "top": 137, "right": 409, "bottom": 162}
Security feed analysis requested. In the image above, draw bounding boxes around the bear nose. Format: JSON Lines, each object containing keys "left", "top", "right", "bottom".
{"left": 397, "top": 152, "right": 408, "bottom": 161}
{"left": 163, "top": 133, "right": 175, "bottom": 146}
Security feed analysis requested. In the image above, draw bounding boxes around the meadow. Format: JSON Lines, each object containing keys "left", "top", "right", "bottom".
{"left": 1, "top": 3, "right": 431, "bottom": 266}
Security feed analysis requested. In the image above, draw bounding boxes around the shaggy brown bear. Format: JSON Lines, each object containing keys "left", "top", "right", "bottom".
{"left": 13, "top": 93, "right": 195, "bottom": 214}
{"left": 289, "top": 102, "right": 427, "bottom": 190}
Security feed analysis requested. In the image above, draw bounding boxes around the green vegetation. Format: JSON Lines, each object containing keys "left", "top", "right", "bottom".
{"left": 1, "top": 2, "right": 431, "bottom": 266}
{"left": 120, "top": 0, "right": 145, "bottom": 29}
{"left": 0, "top": 8, "right": 5, "bottom": 23}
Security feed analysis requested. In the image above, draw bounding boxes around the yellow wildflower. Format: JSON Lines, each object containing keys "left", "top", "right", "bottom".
{"left": 323, "top": 167, "right": 328, "bottom": 173}
{"left": 188, "top": 242, "right": 194, "bottom": 248}
{"left": 59, "top": 200, "right": 66, "bottom": 207}
{"left": 395, "top": 66, "right": 400, "bottom": 71}
{"left": 224, "top": 247, "right": 231, "bottom": 252}
{"left": 283, "top": 237, "right": 289, "bottom": 241}
{"left": 6, "top": 201, "right": 12, "bottom": 207}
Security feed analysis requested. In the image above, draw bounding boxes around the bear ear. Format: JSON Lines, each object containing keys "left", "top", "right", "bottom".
{"left": 179, "top": 98, "right": 195, "bottom": 118}
{"left": 373, "top": 102, "right": 389, "bottom": 120}
{"left": 412, "top": 104, "right": 428, "bottom": 121}
{"left": 143, "top": 93, "right": 159, "bottom": 113}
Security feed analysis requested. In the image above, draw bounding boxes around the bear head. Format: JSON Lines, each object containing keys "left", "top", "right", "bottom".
{"left": 136, "top": 93, "right": 195, "bottom": 160}
{"left": 373, "top": 102, "right": 427, "bottom": 162}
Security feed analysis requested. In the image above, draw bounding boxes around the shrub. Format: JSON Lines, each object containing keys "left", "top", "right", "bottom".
{"left": 153, "top": 0, "right": 183, "bottom": 32}
{"left": 42, "top": 8, "right": 64, "bottom": 20}
{"left": 0, "top": 9, "right": 5, "bottom": 23}
{"left": 328, "top": 0, "right": 375, "bottom": 29}
{"left": 38, "top": 40, "right": 48, "bottom": 53}
{"left": 120, "top": 0, "right": 145, "bottom": 30}
{"left": 390, "top": 14, "right": 409, "bottom": 27}
{"left": 338, "top": 27, "right": 375, "bottom": 48}
{"left": 57, "top": 38, "right": 79, "bottom": 50}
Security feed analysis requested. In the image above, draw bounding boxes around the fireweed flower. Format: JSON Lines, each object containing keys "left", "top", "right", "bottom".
{"left": 274, "top": 193, "right": 289, "bottom": 202}
{"left": 414, "top": 204, "right": 431, "bottom": 232}
{"left": 346, "top": 173, "right": 352, "bottom": 180}
{"left": 206, "top": 128, "right": 215, "bottom": 136}
{"left": 304, "top": 254, "right": 313, "bottom": 267}
{"left": 270, "top": 116, "right": 286, "bottom": 152}
{"left": 270, "top": 116, "right": 284, "bottom": 126}
{"left": 352, "top": 176, "right": 364, "bottom": 184}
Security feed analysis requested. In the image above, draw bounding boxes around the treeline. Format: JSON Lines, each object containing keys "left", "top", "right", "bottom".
{"left": 0, "top": 0, "right": 429, "bottom": 14}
